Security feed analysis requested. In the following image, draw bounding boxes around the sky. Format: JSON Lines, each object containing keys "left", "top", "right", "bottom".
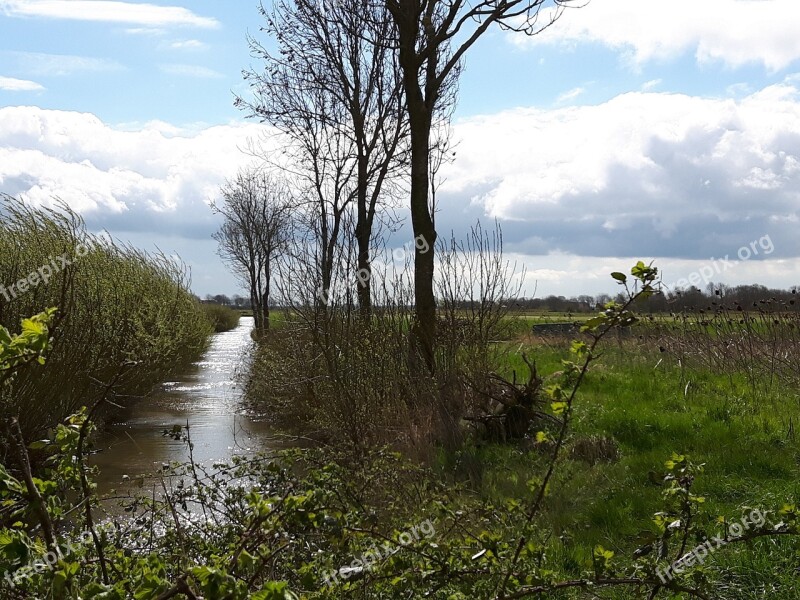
{"left": 2, "top": 0, "right": 800, "bottom": 298}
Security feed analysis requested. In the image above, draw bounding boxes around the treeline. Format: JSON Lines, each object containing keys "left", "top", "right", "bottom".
{"left": 200, "top": 294, "right": 251, "bottom": 308}
{"left": 203, "top": 283, "right": 800, "bottom": 315}
{"left": 499, "top": 284, "right": 798, "bottom": 314}
{"left": 644, "top": 283, "right": 800, "bottom": 312}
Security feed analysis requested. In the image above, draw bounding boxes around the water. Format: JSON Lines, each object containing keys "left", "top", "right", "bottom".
{"left": 91, "top": 316, "right": 273, "bottom": 496}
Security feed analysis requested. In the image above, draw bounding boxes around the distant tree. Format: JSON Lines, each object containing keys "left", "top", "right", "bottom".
{"left": 239, "top": 0, "right": 408, "bottom": 315}
{"left": 212, "top": 169, "right": 292, "bottom": 332}
{"left": 576, "top": 294, "right": 594, "bottom": 310}
{"left": 213, "top": 294, "right": 231, "bottom": 306}
{"left": 385, "top": 0, "right": 576, "bottom": 370}
{"left": 595, "top": 293, "right": 612, "bottom": 308}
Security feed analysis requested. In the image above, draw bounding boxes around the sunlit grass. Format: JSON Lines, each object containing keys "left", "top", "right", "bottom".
{"left": 469, "top": 338, "right": 800, "bottom": 597}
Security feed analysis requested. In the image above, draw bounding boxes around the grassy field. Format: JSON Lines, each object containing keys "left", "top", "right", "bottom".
{"left": 459, "top": 336, "right": 800, "bottom": 598}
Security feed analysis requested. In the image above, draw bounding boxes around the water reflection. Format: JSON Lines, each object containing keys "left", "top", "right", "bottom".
{"left": 91, "top": 316, "right": 271, "bottom": 496}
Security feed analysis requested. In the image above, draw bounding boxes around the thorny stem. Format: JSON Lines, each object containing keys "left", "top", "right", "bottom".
{"left": 495, "top": 285, "right": 652, "bottom": 599}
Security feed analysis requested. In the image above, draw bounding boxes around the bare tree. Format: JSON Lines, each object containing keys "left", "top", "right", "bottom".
{"left": 437, "top": 221, "right": 523, "bottom": 349}
{"left": 385, "top": 0, "right": 575, "bottom": 370}
{"left": 212, "top": 169, "right": 292, "bottom": 333}
{"left": 238, "top": 0, "right": 408, "bottom": 315}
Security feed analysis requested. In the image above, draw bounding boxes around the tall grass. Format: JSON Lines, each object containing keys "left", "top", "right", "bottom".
{"left": 655, "top": 298, "right": 800, "bottom": 398}
{"left": 245, "top": 225, "right": 524, "bottom": 456}
{"left": 200, "top": 303, "right": 242, "bottom": 332}
{"left": 0, "top": 195, "right": 212, "bottom": 440}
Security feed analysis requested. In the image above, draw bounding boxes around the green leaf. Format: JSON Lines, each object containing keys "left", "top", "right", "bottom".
{"left": 570, "top": 341, "right": 588, "bottom": 356}
{"left": 580, "top": 316, "right": 607, "bottom": 332}
{"left": 593, "top": 544, "right": 614, "bottom": 568}
{"left": 252, "top": 581, "right": 298, "bottom": 600}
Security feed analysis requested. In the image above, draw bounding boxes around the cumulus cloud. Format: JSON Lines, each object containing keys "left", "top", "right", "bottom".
{"left": 0, "top": 76, "right": 44, "bottom": 91}
{"left": 521, "top": 0, "right": 800, "bottom": 71}
{"left": 438, "top": 83, "right": 800, "bottom": 262}
{"left": 0, "top": 0, "right": 218, "bottom": 28}
{"left": 3, "top": 81, "right": 800, "bottom": 294}
{"left": 0, "top": 106, "right": 267, "bottom": 238}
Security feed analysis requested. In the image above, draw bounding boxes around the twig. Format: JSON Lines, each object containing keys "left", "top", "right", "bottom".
{"left": 6, "top": 417, "right": 60, "bottom": 555}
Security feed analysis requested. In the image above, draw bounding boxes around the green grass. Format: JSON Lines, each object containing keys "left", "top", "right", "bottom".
{"left": 246, "top": 305, "right": 800, "bottom": 596}
{"left": 467, "top": 338, "right": 800, "bottom": 597}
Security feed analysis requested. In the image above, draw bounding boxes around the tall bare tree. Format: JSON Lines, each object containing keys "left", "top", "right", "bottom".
{"left": 238, "top": 0, "right": 408, "bottom": 315}
{"left": 385, "top": 0, "right": 574, "bottom": 370}
{"left": 212, "top": 169, "right": 292, "bottom": 333}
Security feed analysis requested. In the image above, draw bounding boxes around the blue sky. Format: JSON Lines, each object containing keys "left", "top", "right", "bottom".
{"left": 0, "top": 2, "right": 788, "bottom": 123}
{"left": 2, "top": 0, "right": 800, "bottom": 297}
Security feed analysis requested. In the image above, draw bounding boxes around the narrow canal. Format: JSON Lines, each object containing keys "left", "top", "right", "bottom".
{"left": 91, "top": 316, "right": 272, "bottom": 495}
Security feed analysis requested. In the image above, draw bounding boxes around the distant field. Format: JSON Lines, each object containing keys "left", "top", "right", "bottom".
{"left": 512, "top": 311, "right": 591, "bottom": 322}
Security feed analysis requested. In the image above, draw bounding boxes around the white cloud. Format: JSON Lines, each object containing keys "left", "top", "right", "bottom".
{"left": 641, "top": 79, "right": 661, "bottom": 92}
{"left": 0, "top": 0, "right": 218, "bottom": 28}
{"left": 4, "top": 82, "right": 800, "bottom": 295}
{"left": 439, "top": 83, "right": 800, "bottom": 261}
{"left": 509, "top": 254, "right": 800, "bottom": 297}
{"left": 160, "top": 64, "right": 223, "bottom": 78}
{"left": 555, "top": 86, "right": 585, "bottom": 104}
{"left": 125, "top": 27, "right": 167, "bottom": 36}
{"left": 170, "top": 39, "right": 208, "bottom": 50}
{"left": 11, "top": 52, "right": 123, "bottom": 76}
{"left": 0, "top": 76, "right": 44, "bottom": 91}
{"left": 522, "top": 0, "right": 800, "bottom": 71}
{"left": 0, "top": 106, "right": 265, "bottom": 221}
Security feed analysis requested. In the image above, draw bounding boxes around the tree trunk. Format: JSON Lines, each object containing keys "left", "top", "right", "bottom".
{"left": 408, "top": 107, "right": 437, "bottom": 372}
{"left": 263, "top": 270, "right": 271, "bottom": 332}
{"left": 392, "top": 5, "right": 438, "bottom": 372}
{"left": 249, "top": 287, "right": 261, "bottom": 331}
{"left": 356, "top": 153, "right": 372, "bottom": 317}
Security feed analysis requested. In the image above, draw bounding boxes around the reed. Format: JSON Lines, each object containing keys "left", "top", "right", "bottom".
{"left": 0, "top": 195, "right": 212, "bottom": 440}
{"left": 200, "top": 303, "right": 242, "bottom": 332}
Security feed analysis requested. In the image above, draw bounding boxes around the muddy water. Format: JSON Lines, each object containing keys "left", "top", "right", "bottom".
{"left": 91, "top": 316, "right": 273, "bottom": 496}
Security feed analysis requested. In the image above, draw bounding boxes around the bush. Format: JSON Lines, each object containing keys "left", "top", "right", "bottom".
{"left": 0, "top": 195, "right": 212, "bottom": 440}
{"left": 200, "top": 303, "right": 241, "bottom": 332}
{"left": 245, "top": 224, "right": 525, "bottom": 455}
{"left": 246, "top": 313, "right": 441, "bottom": 452}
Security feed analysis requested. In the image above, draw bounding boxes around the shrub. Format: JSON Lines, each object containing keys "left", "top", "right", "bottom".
{"left": 200, "top": 303, "right": 241, "bottom": 332}
{"left": 0, "top": 195, "right": 212, "bottom": 440}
